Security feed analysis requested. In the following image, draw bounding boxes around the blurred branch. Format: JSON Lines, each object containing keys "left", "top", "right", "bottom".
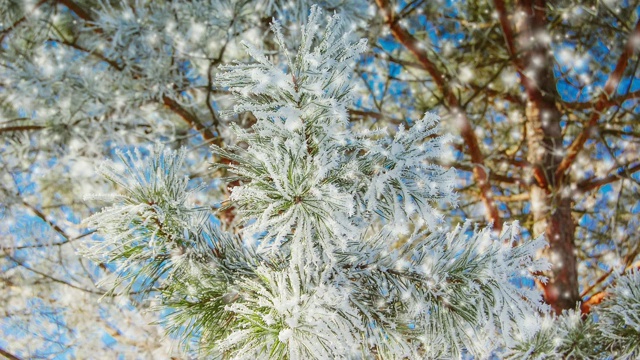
{"left": 56, "top": 0, "right": 92, "bottom": 22}
{"left": 47, "top": 38, "right": 123, "bottom": 71}
{"left": 2, "top": 251, "right": 105, "bottom": 295}
{"left": 162, "top": 96, "right": 218, "bottom": 144}
{"left": 2, "top": 231, "right": 95, "bottom": 251}
{"left": 0, "top": 0, "right": 49, "bottom": 43}
{"left": 0, "top": 125, "right": 44, "bottom": 134}
{"left": 556, "top": 20, "right": 640, "bottom": 179}
{"left": 494, "top": 193, "right": 530, "bottom": 202}
{"left": 454, "top": 164, "right": 524, "bottom": 184}
{"left": 0, "top": 347, "right": 23, "bottom": 360}
{"left": 348, "top": 109, "right": 404, "bottom": 124}
{"left": 565, "top": 90, "right": 640, "bottom": 111}
{"left": 371, "top": 50, "right": 423, "bottom": 70}
{"left": 600, "top": 128, "right": 640, "bottom": 138}
{"left": 22, "top": 201, "right": 70, "bottom": 241}
{"left": 581, "top": 269, "right": 617, "bottom": 300}
{"left": 580, "top": 291, "right": 606, "bottom": 314}
{"left": 469, "top": 85, "right": 525, "bottom": 107}
{"left": 577, "top": 162, "right": 640, "bottom": 192}
{"left": 580, "top": 254, "right": 640, "bottom": 314}
{"left": 50, "top": 0, "right": 219, "bottom": 146}
{"left": 493, "top": 0, "right": 519, "bottom": 67}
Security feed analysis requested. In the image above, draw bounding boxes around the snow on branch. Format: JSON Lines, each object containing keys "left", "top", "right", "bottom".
{"left": 83, "top": 7, "right": 555, "bottom": 359}
{"left": 506, "top": 270, "right": 640, "bottom": 359}
{"left": 213, "top": 7, "right": 455, "bottom": 262}
{"left": 342, "top": 222, "right": 549, "bottom": 358}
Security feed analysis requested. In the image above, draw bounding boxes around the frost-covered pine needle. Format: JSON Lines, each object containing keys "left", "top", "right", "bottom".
{"left": 81, "top": 6, "right": 640, "bottom": 359}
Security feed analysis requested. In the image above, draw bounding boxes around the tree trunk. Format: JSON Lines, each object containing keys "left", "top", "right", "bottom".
{"left": 519, "top": 0, "right": 580, "bottom": 313}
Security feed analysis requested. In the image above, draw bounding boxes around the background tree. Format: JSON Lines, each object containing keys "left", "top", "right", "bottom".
{"left": 1, "top": 0, "right": 639, "bottom": 357}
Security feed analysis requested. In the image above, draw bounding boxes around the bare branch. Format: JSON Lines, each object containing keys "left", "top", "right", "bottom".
{"left": 493, "top": 0, "right": 519, "bottom": 66}
{"left": 56, "top": 0, "right": 92, "bottom": 22}
{"left": 577, "top": 162, "right": 640, "bottom": 192}
{"left": 0, "top": 347, "right": 23, "bottom": 360}
{"left": 2, "top": 230, "right": 95, "bottom": 251}
{"left": 22, "top": 201, "right": 70, "bottom": 241}
{"left": 0, "top": 0, "right": 49, "bottom": 43}
{"left": 348, "top": 109, "right": 404, "bottom": 124}
{"left": 494, "top": 193, "right": 530, "bottom": 202}
{"left": 556, "top": 20, "right": 640, "bottom": 179}
{"left": 0, "top": 125, "right": 44, "bottom": 134}
{"left": 2, "top": 251, "right": 105, "bottom": 295}
{"left": 162, "top": 96, "right": 219, "bottom": 145}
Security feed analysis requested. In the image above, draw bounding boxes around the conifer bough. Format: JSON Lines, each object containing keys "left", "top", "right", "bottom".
{"left": 84, "top": 7, "right": 640, "bottom": 359}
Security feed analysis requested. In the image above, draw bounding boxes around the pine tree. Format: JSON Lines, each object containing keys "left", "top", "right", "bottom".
{"left": 83, "top": 7, "right": 640, "bottom": 359}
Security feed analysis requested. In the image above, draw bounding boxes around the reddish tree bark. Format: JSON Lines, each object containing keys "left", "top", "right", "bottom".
{"left": 512, "top": 0, "right": 580, "bottom": 313}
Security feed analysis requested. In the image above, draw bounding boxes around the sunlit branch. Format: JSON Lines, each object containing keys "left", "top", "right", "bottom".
{"left": 22, "top": 201, "right": 71, "bottom": 241}
{"left": 556, "top": 20, "right": 640, "bottom": 179}
{"left": 0, "top": 346, "right": 23, "bottom": 360}
{"left": 577, "top": 162, "right": 640, "bottom": 192}
{"left": 2, "top": 251, "right": 106, "bottom": 295}
{"left": 580, "top": 291, "right": 607, "bottom": 314}
{"left": 494, "top": 193, "right": 530, "bottom": 202}
{"left": 0, "top": 125, "right": 45, "bottom": 134}
{"left": 0, "top": 0, "right": 49, "bottom": 43}
{"left": 565, "top": 90, "right": 640, "bottom": 111}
